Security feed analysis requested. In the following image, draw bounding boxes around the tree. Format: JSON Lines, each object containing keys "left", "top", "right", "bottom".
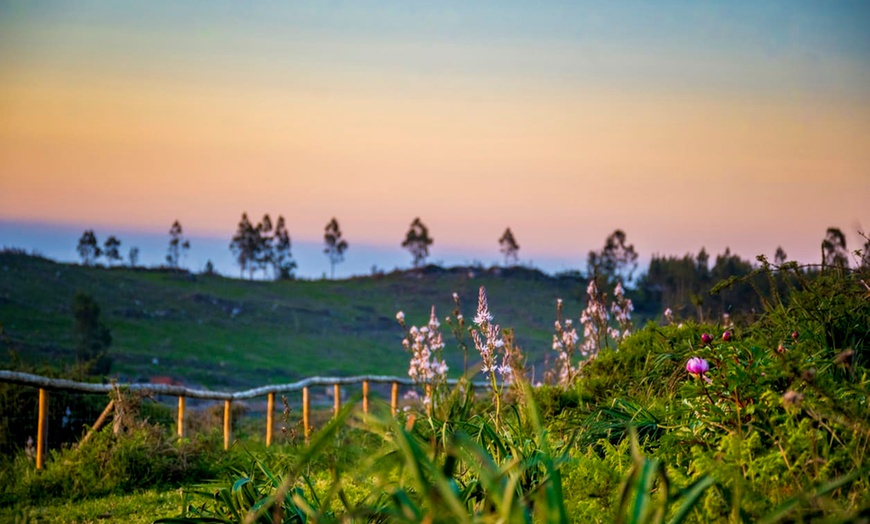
{"left": 72, "top": 292, "right": 112, "bottom": 376}
{"left": 402, "top": 218, "right": 434, "bottom": 269}
{"left": 822, "top": 227, "right": 848, "bottom": 269}
{"left": 230, "top": 213, "right": 258, "bottom": 279}
{"left": 587, "top": 229, "right": 639, "bottom": 287}
{"left": 103, "top": 236, "right": 122, "bottom": 266}
{"left": 257, "top": 214, "right": 274, "bottom": 279}
{"left": 76, "top": 230, "right": 101, "bottom": 266}
{"left": 128, "top": 247, "right": 139, "bottom": 268}
{"left": 203, "top": 260, "right": 218, "bottom": 276}
{"left": 774, "top": 246, "right": 788, "bottom": 266}
{"left": 166, "top": 220, "right": 190, "bottom": 269}
{"left": 324, "top": 218, "right": 349, "bottom": 279}
{"left": 499, "top": 228, "right": 520, "bottom": 266}
{"left": 272, "top": 215, "right": 297, "bottom": 280}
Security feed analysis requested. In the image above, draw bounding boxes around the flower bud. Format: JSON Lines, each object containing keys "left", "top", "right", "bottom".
{"left": 701, "top": 333, "right": 713, "bottom": 345}
{"left": 791, "top": 331, "right": 799, "bottom": 341}
{"left": 686, "top": 357, "right": 709, "bottom": 376}
{"left": 722, "top": 331, "right": 733, "bottom": 342}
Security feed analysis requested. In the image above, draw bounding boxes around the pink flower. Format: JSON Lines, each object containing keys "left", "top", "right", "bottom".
{"left": 686, "top": 357, "right": 709, "bottom": 376}
{"left": 791, "top": 331, "right": 799, "bottom": 341}
{"left": 722, "top": 331, "right": 733, "bottom": 342}
{"left": 701, "top": 333, "right": 713, "bottom": 345}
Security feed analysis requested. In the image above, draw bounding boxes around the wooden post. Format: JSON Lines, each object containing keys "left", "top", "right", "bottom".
{"left": 36, "top": 388, "right": 47, "bottom": 470}
{"left": 177, "top": 396, "right": 185, "bottom": 439}
{"left": 223, "top": 400, "right": 231, "bottom": 451}
{"left": 302, "top": 386, "right": 310, "bottom": 441}
{"left": 391, "top": 381, "right": 399, "bottom": 416}
{"left": 333, "top": 383, "right": 341, "bottom": 416}
{"left": 79, "top": 400, "right": 115, "bottom": 448}
{"left": 266, "top": 392, "right": 274, "bottom": 447}
{"left": 362, "top": 380, "right": 370, "bottom": 414}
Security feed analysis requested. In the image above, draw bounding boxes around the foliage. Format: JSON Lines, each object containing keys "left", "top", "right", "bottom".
{"left": 230, "top": 213, "right": 296, "bottom": 280}
{"left": 323, "top": 218, "right": 349, "bottom": 280}
{"left": 104, "top": 236, "right": 122, "bottom": 266}
{"left": 76, "top": 229, "right": 101, "bottom": 266}
{"left": 1, "top": 248, "right": 868, "bottom": 522}
{"left": 129, "top": 246, "right": 140, "bottom": 267}
{"left": 166, "top": 220, "right": 191, "bottom": 270}
{"left": 587, "top": 229, "right": 639, "bottom": 288}
{"left": 401, "top": 217, "right": 434, "bottom": 269}
{"left": 499, "top": 228, "right": 520, "bottom": 266}
{"left": 821, "top": 227, "right": 849, "bottom": 270}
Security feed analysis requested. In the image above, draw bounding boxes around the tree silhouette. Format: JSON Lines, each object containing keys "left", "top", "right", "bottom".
{"left": 257, "top": 214, "right": 274, "bottom": 279}
{"left": 128, "top": 247, "right": 139, "bottom": 268}
{"left": 324, "top": 217, "right": 349, "bottom": 279}
{"left": 822, "top": 227, "right": 848, "bottom": 269}
{"left": 166, "top": 220, "right": 190, "bottom": 269}
{"left": 272, "top": 215, "right": 297, "bottom": 280}
{"left": 76, "top": 230, "right": 101, "bottom": 266}
{"left": 499, "top": 227, "right": 520, "bottom": 266}
{"left": 230, "top": 213, "right": 259, "bottom": 279}
{"left": 103, "top": 236, "right": 122, "bottom": 266}
{"left": 402, "top": 217, "right": 433, "bottom": 269}
{"left": 72, "top": 292, "right": 112, "bottom": 376}
{"left": 587, "top": 229, "right": 639, "bottom": 287}
{"left": 774, "top": 246, "right": 788, "bottom": 266}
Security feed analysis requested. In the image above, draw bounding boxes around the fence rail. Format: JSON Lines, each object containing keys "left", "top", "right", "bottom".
{"left": 0, "top": 370, "right": 489, "bottom": 469}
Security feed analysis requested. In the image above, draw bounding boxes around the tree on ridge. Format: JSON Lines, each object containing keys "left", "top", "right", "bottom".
{"left": 77, "top": 230, "right": 101, "bottom": 266}
{"left": 166, "top": 220, "right": 190, "bottom": 269}
{"left": 324, "top": 217, "right": 349, "bottom": 279}
{"left": 499, "top": 227, "right": 520, "bottom": 266}
{"left": 104, "top": 236, "right": 122, "bottom": 266}
{"left": 402, "top": 217, "right": 433, "bottom": 269}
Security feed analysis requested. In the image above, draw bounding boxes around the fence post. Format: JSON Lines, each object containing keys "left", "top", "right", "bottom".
{"left": 266, "top": 392, "right": 274, "bottom": 447}
{"left": 391, "top": 381, "right": 398, "bottom": 416}
{"left": 333, "top": 383, "right": 341, "bottom": 417}
{"left": 302, "top": 386, "right": 310, "bottom": 442}
{"left": 36, "top": 388, "right": 47, "bottom": 470}
{"left": 177, "top": 396, "right": 185, "bottom": 439}
{"left": 223, "top": 399, "right": 231, "bottom": 451}
{"left": 362, "top": 380, "right": 369, "bottom": 414}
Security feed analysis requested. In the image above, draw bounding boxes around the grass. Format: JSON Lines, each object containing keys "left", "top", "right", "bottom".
{"left": 0, "top": 489, "right": 180, "bottom": 523}
{"left": 1, "top": 252, "right": 867, "bottom": 522}
{"left": 0, "top": 252, "right": 585, "bottom": 388}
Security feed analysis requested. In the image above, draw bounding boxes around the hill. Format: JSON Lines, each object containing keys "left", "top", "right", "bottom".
{"left": 0, "top": 251, "right": 589, "bottom": 389}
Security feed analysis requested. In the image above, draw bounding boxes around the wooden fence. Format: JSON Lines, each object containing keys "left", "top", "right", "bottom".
{"left": 0, "top": 370, "right": 487, "bottom": 469}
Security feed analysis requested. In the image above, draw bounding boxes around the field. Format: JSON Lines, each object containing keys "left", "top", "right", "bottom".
{"left": 0, "top": 251, "right": 584, "bottom": 388}
{"left": 1, "top": 252, "right": 868, "bottom": 522}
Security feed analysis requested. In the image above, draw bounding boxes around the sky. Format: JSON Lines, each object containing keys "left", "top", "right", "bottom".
{"left": 1, "top": 1, "right": 868, "bottom": 278}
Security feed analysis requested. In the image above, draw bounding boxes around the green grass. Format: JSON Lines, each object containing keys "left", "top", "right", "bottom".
{"left": 0, "top": 489, "right": 181, "bottom": 523}
{"left": 0, "top": 252, "right": 587, "bottom": 388}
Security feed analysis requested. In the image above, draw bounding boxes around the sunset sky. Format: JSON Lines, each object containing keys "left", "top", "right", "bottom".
{"left": 1, "top": 1, "right": 868, "bottom": 277}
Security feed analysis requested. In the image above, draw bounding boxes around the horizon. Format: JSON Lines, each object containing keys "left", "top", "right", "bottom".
{"left": 1, "top": 217, "right": 862, "bottom": 281}
{"left": 1, "top": 2, "right": 868, "bottom": 265}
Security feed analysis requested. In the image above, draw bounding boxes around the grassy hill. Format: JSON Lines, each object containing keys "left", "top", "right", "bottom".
{"left": 0, "top": 251, "right": 589, "bottom": 389}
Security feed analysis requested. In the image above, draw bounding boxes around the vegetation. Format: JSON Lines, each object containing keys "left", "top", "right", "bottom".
{"left": 499, "top": 228, "right": 520, "bottom": 266}
{"left": 323, "top": 218, "right": 349, "bottom": 280}
{"left": 402, "top": 218, "right": 434, "bottom": 269}
{"left": 166, "top": 220, "right": 191, "bottom": 270}
{"left": 0, "top": 256, "right": 866, "bottom": 522}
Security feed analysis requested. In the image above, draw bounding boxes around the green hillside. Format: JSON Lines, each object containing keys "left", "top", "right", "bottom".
{"left": 0, "top": 251, "right": 587, "bottom": 389}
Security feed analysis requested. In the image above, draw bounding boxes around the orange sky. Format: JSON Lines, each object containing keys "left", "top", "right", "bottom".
{"left": 1, "top": 2, "right": 868, "bottom": 270}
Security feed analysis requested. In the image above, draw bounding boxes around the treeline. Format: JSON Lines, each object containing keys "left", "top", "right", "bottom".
{"left": 630, "top": 227, "right": 867, "bottom": 322}
{"left": 72, "top": 216, "right": 868, "bottom": 318}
